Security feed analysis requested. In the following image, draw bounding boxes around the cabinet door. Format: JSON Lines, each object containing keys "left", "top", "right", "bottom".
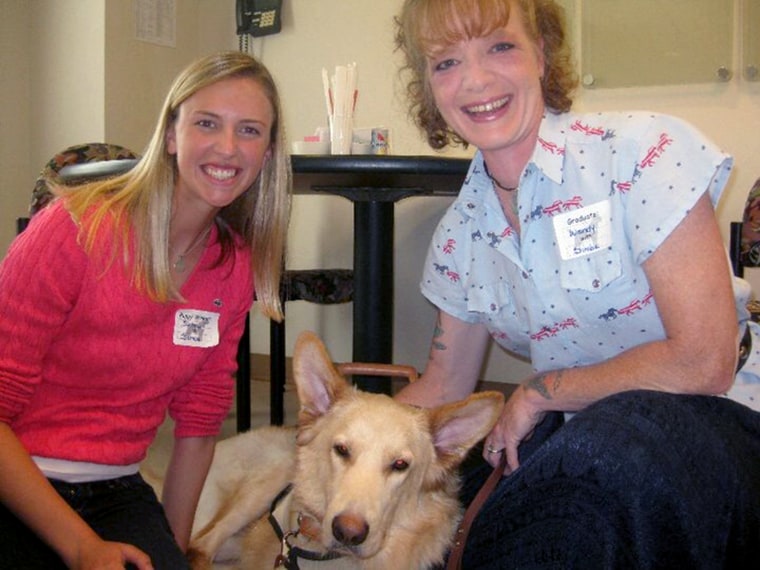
{"left": 581, "top": 0, "right": 734, "bottom": 89}
{"left": 744, "top": 0, "right": 760, "bottom": 81}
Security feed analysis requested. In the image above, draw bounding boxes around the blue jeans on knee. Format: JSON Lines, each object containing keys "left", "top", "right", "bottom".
{"left": 0, "top": 473, "right": 189, "bottom": 570}
{"left": 459, "top": 391, "right": 760, "bottom": 569}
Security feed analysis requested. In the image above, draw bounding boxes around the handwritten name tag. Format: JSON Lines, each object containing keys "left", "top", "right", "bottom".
{"left": 173, "top": 309, "right": 220, "bottom": 348}
{"left": 553, "top": 200, "right": 612, "bottom": 260}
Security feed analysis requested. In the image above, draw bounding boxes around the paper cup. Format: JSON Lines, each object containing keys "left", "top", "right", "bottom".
{"left": 331, "top": 115, "right": 353, "bottom": 155}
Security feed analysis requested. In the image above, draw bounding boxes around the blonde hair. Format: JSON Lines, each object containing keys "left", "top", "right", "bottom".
{"left": 63, "top": 51, "right": 290, "bottom": 320}
{"left": 395, "top": 0, "right": 578, "bottom": 150}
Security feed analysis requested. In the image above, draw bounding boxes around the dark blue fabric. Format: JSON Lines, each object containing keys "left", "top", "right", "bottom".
{"left": 0, "top": 473, "right": 188, "bottom": 570}
{"left": 458, "top": 391, "right": 760, "bottom": 569}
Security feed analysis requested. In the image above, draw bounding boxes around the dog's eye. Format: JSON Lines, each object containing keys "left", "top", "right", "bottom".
{"left": 333, "top": 443, "right": 350, "bottom": 458}
{"left": 391, "top": 459, "right": 409, "bottom": 472}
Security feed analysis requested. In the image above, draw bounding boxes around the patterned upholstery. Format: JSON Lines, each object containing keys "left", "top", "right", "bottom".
{"left": 740, "top": 177, "right": 760, "bottom": 268}
{"left": 732, "top": 177, "right": 760, "bottom": 322}
{"left": 281, "top": 269, "right": 354, "bottom": 304}
{"left": 30, "top": 142, "right": 140, "bottom": 216}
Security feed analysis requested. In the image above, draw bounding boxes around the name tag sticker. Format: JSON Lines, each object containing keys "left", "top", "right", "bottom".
{"left": 173, "top": 309, "right": 220, "bottom": 348}
{"left": 553, "top": 200, "right": 612, "bottom": 260}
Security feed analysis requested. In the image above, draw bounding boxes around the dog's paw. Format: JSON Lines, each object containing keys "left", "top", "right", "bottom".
{"left": 186, "top": 547, "right": 213, "bottom": 570}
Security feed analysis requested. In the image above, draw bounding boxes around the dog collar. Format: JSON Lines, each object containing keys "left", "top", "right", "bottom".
{"left": 269, "top": 485, "right": 345, "bottom": 569}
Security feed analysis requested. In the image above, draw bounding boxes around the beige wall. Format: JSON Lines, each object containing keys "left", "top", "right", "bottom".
{"left": 0, "top": 0, "right": 237, "bottom": 247}
{"left": 1, "top": 0, "right": 759, "bottom": 383}
{"left": 9, "top": 0, "right": 106, "bottom": 235}
{"left": 0, "top": 0, "right": 33, "bottom": 250}
{"left": 103, "top": 0, "right": 239, "bottom": 152}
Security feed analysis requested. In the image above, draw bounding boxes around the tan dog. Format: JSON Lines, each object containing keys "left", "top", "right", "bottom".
{"left": 187, "top": 331, "right": 504, "bottom": 569}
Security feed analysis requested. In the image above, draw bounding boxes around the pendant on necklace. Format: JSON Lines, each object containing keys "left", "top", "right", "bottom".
{"left": 170, "top": 224, "right": 212, "bottom": 274}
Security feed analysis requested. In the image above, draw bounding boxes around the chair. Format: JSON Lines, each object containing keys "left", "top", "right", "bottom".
{"left": 30, "top": 142, "right": 140, "bottom": 215}
{"left": 237, "top": 268, "right": 354, "bottom": 429}
{"left": 729, "top": 177, "right": 760, "bottom": 319}
{"left": 17, "top": 142, "right": 139, "bottom": 232}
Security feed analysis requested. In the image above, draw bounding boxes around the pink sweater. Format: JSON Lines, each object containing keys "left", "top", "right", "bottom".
{"left": 0, "top": 201, "right": 254, "bottom": 465}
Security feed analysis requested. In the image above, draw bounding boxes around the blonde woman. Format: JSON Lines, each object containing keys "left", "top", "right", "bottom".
{"left": 0, "top": 51, "right": 290, "bottom": 569}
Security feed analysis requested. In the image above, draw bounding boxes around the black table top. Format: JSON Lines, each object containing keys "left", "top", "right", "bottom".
{"left": 291, "top": 154, "right": 470, "bottom": 200}
{"left": 58, "top": 154, "right": 472, "bottom": 199}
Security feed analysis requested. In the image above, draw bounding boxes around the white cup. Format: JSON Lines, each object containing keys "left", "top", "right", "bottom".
{"left": 330, "top": 114, "right": 353, "bottom": 155}
{"left": 350, "top": 141, "right": 372, "bottom": 155}
{"left": 292, "top": 140, "right": 330, "bottom": 155}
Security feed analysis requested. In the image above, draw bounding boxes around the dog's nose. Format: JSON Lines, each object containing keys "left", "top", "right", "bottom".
{"left": 332, "top": 512, "right": 369, "bottom": 546}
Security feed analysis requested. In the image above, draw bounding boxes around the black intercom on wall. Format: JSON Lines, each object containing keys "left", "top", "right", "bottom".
{"left": 236, "top": 0, "right": 283, "bottom": 37}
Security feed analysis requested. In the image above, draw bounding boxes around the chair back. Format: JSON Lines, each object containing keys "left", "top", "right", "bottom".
{"left": 739, "top": 178, "right": 760, "bottom": 267}
{"left": 30, "top": 142, "right": 139, "bottom": 216}
{"left": 16, "top": 143, "right": 139, "bottom": 237}
{"left": 730, "top": 177, "right": 760, "bottom": 278}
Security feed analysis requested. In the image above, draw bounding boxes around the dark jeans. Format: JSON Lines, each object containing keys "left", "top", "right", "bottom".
{"left": 0, "top": 473, "right": 189, "bottom": 570}
{"left": 458, "top": 391, "right": 760, "bottom": 569}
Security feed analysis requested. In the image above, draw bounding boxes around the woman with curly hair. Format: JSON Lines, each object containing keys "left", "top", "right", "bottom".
{"left": 395, "top": 0, "right": 760, "bottom": 567}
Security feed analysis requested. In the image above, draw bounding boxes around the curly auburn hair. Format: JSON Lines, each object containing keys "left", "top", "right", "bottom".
{"left": 394, "top": 0, "right": 578, "bottom": 150}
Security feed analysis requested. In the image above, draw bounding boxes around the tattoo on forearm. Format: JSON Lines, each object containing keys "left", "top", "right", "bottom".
{"left": 525, "top": 370, "right": 564, "bottom": 400}
{"left": 525, "top": 374, "right": 552, "bottom": 399}
{"left": 552, "top": 370, "right": 563, "bottom": 394}
{"left": 431, "top": 323, "right": 446, "bottom": 353}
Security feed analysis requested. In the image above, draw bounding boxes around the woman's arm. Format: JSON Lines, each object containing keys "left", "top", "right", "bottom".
{"left": 490, "top": 193, "right": 738, "bottom": 472}
{"left": 395, "top": 310, "right": 492, "bottom": 406}
{"left": 161, "top": 435, "right": 216, "bottom": 551}
{"left": 0, "top": 423, "right": 153, "bottom": 570}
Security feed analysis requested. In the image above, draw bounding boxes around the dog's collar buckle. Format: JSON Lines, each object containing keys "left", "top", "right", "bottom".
{"left": 274, "top": 531, "right": 297, "bottom": 568}
{"left": 269, "top": 485, "right": 345, "bottom": 569}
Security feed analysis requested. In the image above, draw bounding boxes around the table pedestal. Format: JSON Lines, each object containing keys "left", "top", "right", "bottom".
{"left": 294, "top": 155, "right": 469, "bottom": 394}
{"left": 353, "top": 201, "right": 394, "bottom": 392}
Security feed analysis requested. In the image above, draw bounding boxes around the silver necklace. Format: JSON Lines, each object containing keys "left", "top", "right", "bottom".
{"left": 172, "top": 225, "right": 212, "bottom": 273}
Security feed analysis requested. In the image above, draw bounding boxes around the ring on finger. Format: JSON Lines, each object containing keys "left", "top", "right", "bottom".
{"left": 486, "top": 444, "right": 504, "bottom": 454}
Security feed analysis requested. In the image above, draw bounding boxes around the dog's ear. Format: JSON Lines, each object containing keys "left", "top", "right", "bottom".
{"left": 293, "top": 331, "right": 350, "bottom": 427}
{"left": 427, "top": 391, "right": 504, "bottom": 470}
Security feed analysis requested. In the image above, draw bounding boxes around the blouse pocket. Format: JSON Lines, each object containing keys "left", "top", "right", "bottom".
{"left": 559, "top": 249, "right": 623, "bottom": 293}
{"left": 467, "top": 281, "right": 514, "bottom": 316}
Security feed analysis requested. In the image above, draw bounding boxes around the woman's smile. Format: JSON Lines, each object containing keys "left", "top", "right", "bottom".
{"left": 202, "top": 164, "right": 239, "bottom": 182}
{"left": 463, "top": 95, "right": 512, "bottom": 119}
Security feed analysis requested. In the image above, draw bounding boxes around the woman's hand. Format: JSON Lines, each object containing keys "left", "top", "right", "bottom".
{"left": 72, "top": 538, "right": 153, "bottom": 570}
{"left": 483, "top": 382, "right": 547, "bottom": 474}
{"left": 0, "top": 424, "right": 153, "bottom": 569}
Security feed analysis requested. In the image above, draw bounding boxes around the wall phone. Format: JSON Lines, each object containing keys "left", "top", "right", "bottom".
{"left": 236, "top": 0, "right": 283, "bottom": 38}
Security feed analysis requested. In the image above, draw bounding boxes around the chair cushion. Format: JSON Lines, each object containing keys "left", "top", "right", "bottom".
{"left": 741, "top": 177, "right": 760, "bottom": 267}
{"left": 281, "top": 269, "right": 353, "bottom": 304}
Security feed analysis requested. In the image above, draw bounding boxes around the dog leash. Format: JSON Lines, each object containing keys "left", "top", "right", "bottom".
{"left": 446, "top": 452, "right": 507, "bottom": 570}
